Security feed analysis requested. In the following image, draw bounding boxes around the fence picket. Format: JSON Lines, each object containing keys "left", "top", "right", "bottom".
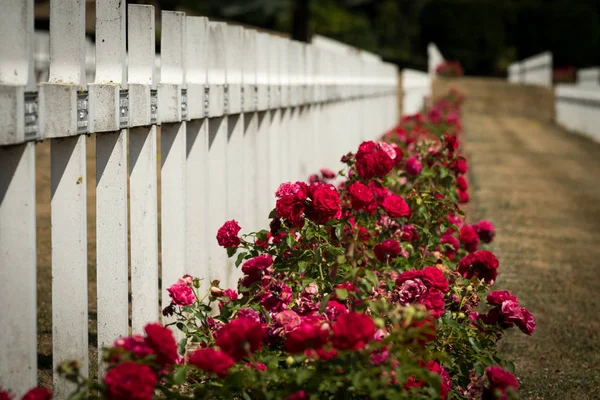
{"left": 36, "top": 0, "right": 91, "bottom": 396}
{"left": 159, "top": 11, "right": 187, "bottom": 324}
{"left": 206, "top": 22, "right": 229, "bottom": 287}
{"left": 128, "top": 4, "right": 159, "bottom": 335}
{"left": 0, "top": 1, "right": 36, "bottom": 396}
{"left": 90, "top": 0, "right": 129, "bottom": 372}
{"left": 242, "top": 29, "right": 259, "bottom": 233}
{"left": 185, "top": 16, "right": 209, "bottom": 284}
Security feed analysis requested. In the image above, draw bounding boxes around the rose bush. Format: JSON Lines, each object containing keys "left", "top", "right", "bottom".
{"left": 9, "top": 89, "right": 533, "bottom": 399}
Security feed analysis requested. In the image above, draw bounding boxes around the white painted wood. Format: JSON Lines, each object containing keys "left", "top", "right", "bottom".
{"left": 206, "top": 22, "right": 229, "bottom": 286}
{"left": 0, "top": 143, "right": 36, "bottom": 397}
{"left": 225, "top": 25, "right": 244, "bottom": 288}
{"left": 92, "top": 1, "right": 128, "bottom": 374}
{"left": 577, "top": 68, "right": 600, "bottom": 87}
{"left": 161, "top": 122, "right": 187, "bottom": 312}
{"left": 241, "top": 30, "right": 259, "bottom": 233}
{"left": 0, "top": 0, "right": 33, "bottom": 146}
{"left": 556, "top": 84, "right": 600, "bottom": 142}
{"left": 51, "top": 134, "right": 88, "bottom": 397}
{"left": 160, "top": 11, "right": 187, "bottom": 322}
{"left": 128, "top": 4, "right": 159, "bottom": 334}
{"left": 402, "top": 68, "right": 431, "bottom": 115}
{"left": 268, "top": 36, "right": 282, "bottom": 212}
{"left": 96, "top": 130, "right": 128, "bottom": 359}
{"left": 185, "top": 17, "right": 209, "bottom": 287}
{"left": 129, "top": 126, "right": 159, "bottom": 333}
{"left": 427, "top": 43, "right": 444, "bottom": 78}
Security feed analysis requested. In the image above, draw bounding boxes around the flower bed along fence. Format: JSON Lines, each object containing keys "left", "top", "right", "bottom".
{"left": 2, "top": 89, "right": 534, "bottom": 400}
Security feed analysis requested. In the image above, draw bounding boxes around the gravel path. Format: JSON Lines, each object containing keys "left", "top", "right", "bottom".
{"left": 436, "top": 78, "right": 600, "bottom": 399}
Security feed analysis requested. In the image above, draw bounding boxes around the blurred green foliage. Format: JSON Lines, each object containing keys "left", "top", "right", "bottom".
{"left": 148, "top": 0, "right": 600, "bottom": 76}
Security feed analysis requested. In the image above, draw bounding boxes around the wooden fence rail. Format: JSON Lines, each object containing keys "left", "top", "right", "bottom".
{"left": 0, "top": 0, "right": 400, "bottom": 397}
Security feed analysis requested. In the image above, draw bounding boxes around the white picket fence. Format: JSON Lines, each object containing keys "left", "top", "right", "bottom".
{"left": 556, "top": 85, "right": 600, "bottom": 142}
{"left": 428, "top": 43, "right": 445, "bottom": 78}
{"left": 0, "top": 0, "right": 400, "bottom": 397}
{"left": 401, "top": 69, "right": 432, "bottom": 114}
{"left": 576, "top": 67, "right": 600, "bottom": 87}
{"left": 507, "top": 51, "right": 553, "bottom": 87}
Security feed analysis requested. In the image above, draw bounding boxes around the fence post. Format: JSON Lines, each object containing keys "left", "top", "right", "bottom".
{"left": 159, "top": 10, "right": 187, "bottom": 324}
{"left": 37, "top": 0, "right": 89, "bottom": 395}
{"left": 206, "top": 22, "right": 229, "bottom": 287}
{"left": 184, "top": 16, "right": 209, "bottom": 286}
{"left": 88, "top": 0, "right": 129, "bottom": 372}
{"left": 0, "top": 2, "right": 37, "bottom": 395}
{"left": 279, "top": 37, "right": 291, "bottom": 185}
{"left": 128, "top": 4, "right": 159, "bottom": 335}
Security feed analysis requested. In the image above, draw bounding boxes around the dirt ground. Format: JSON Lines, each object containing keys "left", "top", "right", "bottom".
{"left": 435, "top": 77, "right": 600, "bottom": 399}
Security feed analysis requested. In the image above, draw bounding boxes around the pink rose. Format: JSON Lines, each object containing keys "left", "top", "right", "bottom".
{"left": 167, "top": 282, "right": 195, "bottom": 306}
{"left": 216, "top": 220, "right": 241, "bottom": 248}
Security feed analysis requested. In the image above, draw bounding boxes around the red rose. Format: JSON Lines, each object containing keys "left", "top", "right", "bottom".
{"left": 144, "top": 323, "right": 179, "bottom": 366}
{"left": 331, "top": 311, "right": 375, "bottom": 350}
{"left": 166, "top": 282, "right": 195, "bottom": 306}
{"left": 452, "top": 158, "right": 468, "bottom": 174}
{"left": 483, "top": 366, "right": 518, "bottom": 400}
{"left": 105, "top": 362, "right": 157, "bottom": 400}
{"left": 473, "top": 220, "right": 495, "bottom": 244}
{"left": 374, "top": 239, "right": 401, "bottom": 263}
{"left": 457, "top": 250, "right": 499, "bottom": 283}
{"left": 188, "top": 348, "right": 234, "bottom": 377}
{"left": 216, "top": 220, "right": 241, "bottom": 248}
{"left": 112, "top": 334, "right": 154, "bottom": 361}
{"left": 517, "top": 308, "right": 536, "bottom": 335}
{"left": 457, "top": 189, "right": 469, "bottom": 204}
{"left": 21, "top": 388, "right": 52, "bottom": 400}
{"left": 305, "top": 183, "right": 341, "bottom": 224}
{"left": 285, "top": 392, "right": 309, "bottom": 400}
{"left": 419, "top": 289, "right": 446, "bottom": 317}
{"left": 275, "top": 182, "right": 308, "bottom": 228}
{"left": 355, "top": 141, "right": 395, "bottom": 179}
{"left": 347, "top": 182, "right": 374, "bottom": 210}
{"left": 487, "top": 290, "right": 518, "bottom": 307}
{"left": 325, "top": 300, "right": 348, "bottom": 321}
{"left": 459, "top": 225, "right": 479, "bottom": 252}
{"left": 405, "top": 157, "right": 422, "bottom": 177}
{"left": 445, "top": 132, "right": 459, "bottom": 153}
{"left": 390, "top": 142, "right": 404, "bottom": 166}
{"left": 320, "top": 168, "right": 336, "bottom": 180}
{"left": 241, "top": 255, "right": 273, "bottom": 287}
{"left": 404, "top": 360, "right": 451, "bottom": 399}
{"left": 285, "top": 321, "right": 329, "bottom": 354}
{"left": 456, "top": 176, "right": 468, "bottom": 191}
{"left": 382, "top": 195, "right": 411, "bottom": 218}
{"left": 400, "top": 224, "right": 419, "bottom": 242}
{"left": 0, "top": 388, "right": 13, "bottom": 400}
{"left": 216, "top": 317, "right": 266, "bottom": 360}
{"left": 440, "top": 234, "right": 459, "bottom": 260}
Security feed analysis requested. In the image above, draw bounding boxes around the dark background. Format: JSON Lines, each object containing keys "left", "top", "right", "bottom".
{"left": 38, "top": 0, "right": 600, "bottom": 76}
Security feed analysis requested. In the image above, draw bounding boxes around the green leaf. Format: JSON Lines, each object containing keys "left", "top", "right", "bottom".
{"left": 335, "top": 288, "right": 349, "bottom": 300}
{"left": 298, "top": 261, "right": 308, "bottom": 273}
{"left": 227, "top": 247, "right": 237, "bottom": 258}
{"left": 335, "top": 223, "right": 344, "bottom": 240}
{"left": 296, "top": 368, "right": 313, "bottom": 385}
{"left": 505, "top": 360, "right": 515, "bottom": 374}
{"left": 286, "top": 234, "right": 295, "bottom": 248}
{"left": 268, "top": 208, "right": 278, "bottom": 219}
{"left": 172, "top": 365, "right": 187, "bottom": 385}
{"left": 319, "top": 294, "right": 331, "bottom": 313}
{"left": 235, "top": 251, "right": 248, "bottom": 267}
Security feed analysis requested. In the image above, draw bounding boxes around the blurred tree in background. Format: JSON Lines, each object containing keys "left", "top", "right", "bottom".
{"left": 131, "top": 0, "right": 600, "bottom": 76}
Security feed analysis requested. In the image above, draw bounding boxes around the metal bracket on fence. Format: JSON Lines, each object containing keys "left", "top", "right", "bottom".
{"left": 223, "top": 84, "right": 229, "bottom": 115}
{"left": 254, "top": 85, "right": 258, "bottom": 110}
{"left": 204, "top": 85, "right": 210, "bottom": 117}
{"left": 181, "top": 88, "right": 188, "bottom": 120}
{"left": 150, "top": 89, "right": 158, "bottom": 124}
{"left": 119, "top": 90, "right": 129, "bottom": 129}
{"left": 24, "top": 92, "right": 38, "bottom": 140}
{"left": 240, "top": 86, "right": 244, "bottom": 112}
{"left": 77, "top": 92, "right": 89, "bottom": 134}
